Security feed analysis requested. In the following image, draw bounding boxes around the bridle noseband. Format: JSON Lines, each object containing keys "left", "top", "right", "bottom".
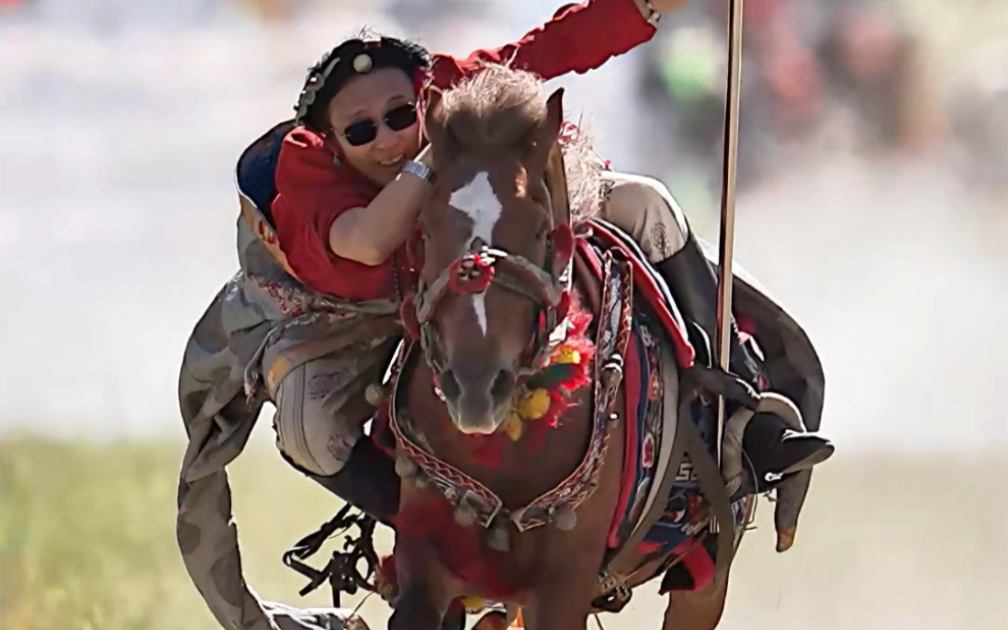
{"left": 401, "top": 220, "right": 575, "bottom": 378}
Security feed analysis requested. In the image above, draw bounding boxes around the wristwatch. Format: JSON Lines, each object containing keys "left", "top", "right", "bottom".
{"left": 638, "top": 0, "right": 662, "bottom": 26}
{"left": 402, "top": 159, "right": 436, "bottom": 184}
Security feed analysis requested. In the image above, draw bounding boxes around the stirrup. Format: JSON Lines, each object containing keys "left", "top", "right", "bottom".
{"left": 719, "top": 392, "right": 806, "bottom": 494}
{"left": 282, "top": 504, "right": 380, "bottom": 606}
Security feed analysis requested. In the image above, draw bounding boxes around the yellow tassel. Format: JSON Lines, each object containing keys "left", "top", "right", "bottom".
{"left": 516, "top": 389, "right": 551, "bottom": 420}
{"left": 503, "top": 412, "right": 524, "bottom": 441}
{"left": 553, "top": 345, "right": 581, "bottom": 365}
{"left": 461, "top": 596, "right": 487, "bottom": 611}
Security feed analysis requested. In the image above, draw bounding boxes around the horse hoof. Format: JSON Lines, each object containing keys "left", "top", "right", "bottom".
{"left": 454, "top": 503, "right": 478, "bottom": 527}
{"left": 553, "top": 507, "right": 577, "bottom": 531}
{"left": 395, "top": 456, "right": 418, "bottom": 479}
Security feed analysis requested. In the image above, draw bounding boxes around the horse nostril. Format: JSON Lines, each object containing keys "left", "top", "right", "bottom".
{"left": 490, "top": 369, "right": 516, "bottom": 406}
{"left": 440, "top": 369, "right": 461, "bottom": 401}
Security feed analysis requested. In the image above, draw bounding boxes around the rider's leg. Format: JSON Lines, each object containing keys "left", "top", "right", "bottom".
{"left": 271, "top": 344, "right": 470, "bottom": 630}
{"left": 598, "top": 172, "right": 833, "bottom": 484}
{"left": 272, "top": 349, "right": 400, "bottom": 524}
{"left": 599, "top": 171, "right": 762, "bottom": 382}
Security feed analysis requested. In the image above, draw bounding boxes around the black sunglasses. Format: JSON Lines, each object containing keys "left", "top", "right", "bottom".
{"left": 341, "top": 103, "right": 418, "bottom": 147}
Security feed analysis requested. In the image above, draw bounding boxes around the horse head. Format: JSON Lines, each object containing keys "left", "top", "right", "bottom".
{"left": 404, "top": 66, "right": 575, "bottom": 436}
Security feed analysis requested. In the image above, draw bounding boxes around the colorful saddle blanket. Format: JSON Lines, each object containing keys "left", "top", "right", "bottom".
{"left": 580, "top": 224, "right": 753, "bottom": 593}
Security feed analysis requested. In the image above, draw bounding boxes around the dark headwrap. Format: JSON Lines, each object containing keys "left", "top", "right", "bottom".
{"left": 294, "top": 31, "right": 433, "bottom": 132}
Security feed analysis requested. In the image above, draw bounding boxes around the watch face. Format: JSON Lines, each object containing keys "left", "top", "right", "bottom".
{"left": 408, "top": 161, "right": 434, "bottom": 183}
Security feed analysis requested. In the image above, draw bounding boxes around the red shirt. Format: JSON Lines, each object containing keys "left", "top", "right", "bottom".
{"left": 272, "top": 0, "right": 657, "bottom": 299}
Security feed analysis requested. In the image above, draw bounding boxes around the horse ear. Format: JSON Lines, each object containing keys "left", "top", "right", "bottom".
{"left": 423, "top": 86, "right": 447, "bottom": 148}
{"left": 525, "top": 87, "right": 565, "bottom": 177}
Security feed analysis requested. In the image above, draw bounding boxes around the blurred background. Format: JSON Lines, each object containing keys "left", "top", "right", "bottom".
{"left": 0, "top": 0, "right": 1005, "bottom": 628}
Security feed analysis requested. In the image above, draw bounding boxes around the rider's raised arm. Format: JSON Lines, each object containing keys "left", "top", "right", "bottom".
{"left": 429, "top": 0, "right": 659, "bottom": 88}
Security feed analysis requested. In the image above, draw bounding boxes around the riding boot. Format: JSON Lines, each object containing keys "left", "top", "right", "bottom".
{"left": 306, "top": 438, "right": 401, "bottom": 527}
{"left": 732, "top": 413, "right": 834, "bottom": 497}
{"left": 653, "top": 231, "right": 762, "bottom": 385}
{"left": 654, "top": 233, "right": 834, "bottom": 494}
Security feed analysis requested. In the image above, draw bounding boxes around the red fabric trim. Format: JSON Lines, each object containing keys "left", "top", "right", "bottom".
{"left": 608, "top": 325, "right": 641, "bottom": 548}
{"left": 680, "top": 541, "right": 715, "bottom": 591}
{"left": 587, "top": 222, "right": 696, "bottom": 367}
{"left": 658, "top": 540, "right": 716, "bottom": 594}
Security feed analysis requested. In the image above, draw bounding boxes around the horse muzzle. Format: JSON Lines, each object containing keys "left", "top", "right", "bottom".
{"left": 440, "top": 364, "right": 517, "bottom": 435}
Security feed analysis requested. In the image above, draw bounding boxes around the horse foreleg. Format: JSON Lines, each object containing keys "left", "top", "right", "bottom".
{"left": 520, "top": 602, "right": 590, "bottom": 630}
{"left": 388, "top": 538, "right": 454, "bottom": 630}
{"left": 521, "top": 576, "right": 596, "bottom": 630}
{"left": 661, "top": 574, "right": 730, "bottom": 630}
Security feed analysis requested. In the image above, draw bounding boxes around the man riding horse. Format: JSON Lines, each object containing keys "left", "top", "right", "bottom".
{"left": 175, "top": 1, "right": 833, "bottom": 628}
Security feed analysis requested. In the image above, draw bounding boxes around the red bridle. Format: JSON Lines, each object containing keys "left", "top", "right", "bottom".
{"left": 400, "top": 222, "right": 575, "bottom": 376}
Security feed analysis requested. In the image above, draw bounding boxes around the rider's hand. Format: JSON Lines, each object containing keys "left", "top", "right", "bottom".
{"left": 636, "top": 0, "right": 691, "bottom": 17}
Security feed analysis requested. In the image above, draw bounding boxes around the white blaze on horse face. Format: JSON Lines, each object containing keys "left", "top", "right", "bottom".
{"left": 448, "top": 171, "right": 501, "bottom": 336}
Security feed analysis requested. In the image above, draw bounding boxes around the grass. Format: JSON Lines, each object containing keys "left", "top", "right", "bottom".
{"left": 0, "top": 435, "right": 392, "bottom": 630}
{"left": 1, "top": 435, "right": 1006, "bottom": 630}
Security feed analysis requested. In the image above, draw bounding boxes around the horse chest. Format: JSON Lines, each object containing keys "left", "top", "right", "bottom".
{"left": 397, "top": 492, "right": 544, "bottom": 599}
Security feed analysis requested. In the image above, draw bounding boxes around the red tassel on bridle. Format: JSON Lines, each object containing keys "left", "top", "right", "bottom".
{"left": 447, "top": 251, "right": 496, "bottom": 295}
{"left": 549, "top": 224, "right": 574, "bottom": 272}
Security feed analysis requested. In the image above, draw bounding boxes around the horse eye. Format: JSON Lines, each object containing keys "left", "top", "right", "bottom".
{"left": 534, "top": 223, "right": 549, "bottom": 241}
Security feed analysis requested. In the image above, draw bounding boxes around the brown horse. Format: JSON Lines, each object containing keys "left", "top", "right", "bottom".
{"left": 381, "top": 65, "right": 749, "bottom": 630}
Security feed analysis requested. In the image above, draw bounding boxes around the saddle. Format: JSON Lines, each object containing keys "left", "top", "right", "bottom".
{"left": 571, "top": 223, "right": 754, "bottom": 609}
{"left": 583, "top": 213, "right": 828, "bottom": 612}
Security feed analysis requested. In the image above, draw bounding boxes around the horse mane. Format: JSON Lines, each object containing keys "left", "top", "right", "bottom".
{"left": 437, "top": 63, "right": 604, "bottom": 225}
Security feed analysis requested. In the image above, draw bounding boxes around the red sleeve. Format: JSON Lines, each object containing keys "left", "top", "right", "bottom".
{"left": 271, "top": 127, "right": 376, "bottom": 284}
{"left": 429, "top": 0, "right": 656, "bottom": 88}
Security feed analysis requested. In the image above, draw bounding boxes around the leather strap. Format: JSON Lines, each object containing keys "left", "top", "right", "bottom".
{"left": 604, "top": 378, "right": 738, "bottom": 588}
{"left": 676, "top": 404, "right": 737, "bottom": 585}
{"left": 606, "top": 341, "right": 686, "bottom": 577}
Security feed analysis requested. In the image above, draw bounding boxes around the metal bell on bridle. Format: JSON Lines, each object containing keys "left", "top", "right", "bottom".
{"left": 486, "top": 518, "right": 511, "bottom": 552}
{"left": 395, "top": 456, "right": 418, "bottom": 479}
{"left": 453, "top": 502, "right": 478, "bottom": 527}
{"left": 552, "top": 507, "right": 577, "bottom": 531}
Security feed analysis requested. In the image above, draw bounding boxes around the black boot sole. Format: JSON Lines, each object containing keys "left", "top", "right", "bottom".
{"left": 777, "top": 442, "right": 835, "bottom": 477}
